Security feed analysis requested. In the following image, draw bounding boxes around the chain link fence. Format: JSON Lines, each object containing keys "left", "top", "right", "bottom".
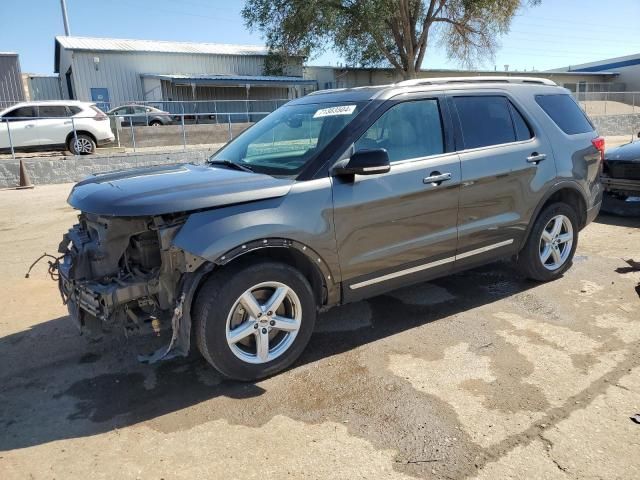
{"left": 0, "top": 99, "right": 289, "bottom": 159}
{"left": 573, "top": 92, "right": 640, "bottom": 117}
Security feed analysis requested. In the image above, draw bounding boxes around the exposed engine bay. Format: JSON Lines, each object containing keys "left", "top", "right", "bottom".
{"left": 57, "top": 212, "right": 207, "bottom": 361}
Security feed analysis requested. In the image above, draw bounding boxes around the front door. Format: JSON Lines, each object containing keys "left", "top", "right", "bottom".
{"left": 332, "top": 97, "right": 461, "bottom": 300}
{"left": 0, "top": 106, "right": 39, "bottom": 148}
{"left": 449, "top": 93, "right": 556, "bottom": 267}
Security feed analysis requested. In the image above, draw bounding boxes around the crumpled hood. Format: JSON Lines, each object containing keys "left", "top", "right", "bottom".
{"left": 67, "top": 163, "right": 294, "bottom": 216}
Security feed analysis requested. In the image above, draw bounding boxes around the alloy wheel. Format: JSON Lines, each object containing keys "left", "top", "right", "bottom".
{"left": 225, "top": 281, "right": 302, "bottom": 364}
{"left": 539, "top": 214, "right": 574, "bottom": 271}
{"left": 73, "top": 137, "right": 93, "bottom": 154}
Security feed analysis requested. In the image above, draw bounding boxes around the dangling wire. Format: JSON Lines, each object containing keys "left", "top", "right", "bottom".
{"left": 25, "top": 253, "right": 64, "bottom": 281}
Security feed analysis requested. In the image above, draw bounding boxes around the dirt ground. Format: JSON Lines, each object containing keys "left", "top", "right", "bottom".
{"left": 0, "top": 184, "right": 639, "bottom": 480}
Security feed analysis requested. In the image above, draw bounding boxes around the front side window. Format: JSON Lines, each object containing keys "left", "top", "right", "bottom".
{"left": 211, "top": 102, "right": 364, "bottom": 176}
{"left": 38, "top": 105, "right": 68, "bottom": 118}
{"left": 355, "top": 99, "right": 444, "bottom": 163}
{"left": 454, "top": 96, "right": 523, "bottom": 149}
{"left": 3, "top": 106, "right": 36, "bottom": 121}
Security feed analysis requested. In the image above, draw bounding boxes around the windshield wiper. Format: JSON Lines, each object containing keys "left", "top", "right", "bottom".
{"left": 208, "top": 159, "right": 254, "bottom": 173}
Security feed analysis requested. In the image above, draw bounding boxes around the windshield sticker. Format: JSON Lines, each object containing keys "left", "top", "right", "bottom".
{"left": 313, "top": 105, "right": 357, "bottom": 118}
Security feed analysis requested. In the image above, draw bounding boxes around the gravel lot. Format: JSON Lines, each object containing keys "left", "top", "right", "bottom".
{"left": 0, "top": 184, "right": 639, "bottom": 480}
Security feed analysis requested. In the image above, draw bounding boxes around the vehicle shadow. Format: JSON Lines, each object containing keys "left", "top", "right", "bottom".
{"left": 1, "top": 260, "right": 537, "bottom": 452}
{"left": 598, "top": 196, "right": 640, "bottom": 220}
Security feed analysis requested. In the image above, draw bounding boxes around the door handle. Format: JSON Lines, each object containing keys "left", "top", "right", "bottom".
{"left": 526, "top": 153, "right": 547, "bottom": 164}
{"left": 423, "top": 172, "right": 452, "bottom": 184}
{"left": 25, "top": 124, "right": 35, "bottom": 128}
{"left": 64, "top": 120, "right": 72, "bottom": 125}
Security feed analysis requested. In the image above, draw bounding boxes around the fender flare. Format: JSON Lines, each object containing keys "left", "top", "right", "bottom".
{"left": 520, "top": 180, "right": 589, "bottom": 250}
{"left": 213, "top": 237, "right": 340, "bottom": 306}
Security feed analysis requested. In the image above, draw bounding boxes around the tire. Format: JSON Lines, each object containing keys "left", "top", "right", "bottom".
{"left": 149, "top": 120, "right": 162, "bottom": 127}
{"left": 68, "top": 134, "right": 96, "bottom": 155}
{"left": 517, "top": 202, "right": 579, "bottom": 281}
{"left": 194, "top": 261, "right": 317, "bottom": 381}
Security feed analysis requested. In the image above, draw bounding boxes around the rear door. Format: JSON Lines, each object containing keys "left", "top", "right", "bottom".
{"left": 449, "top": 92, "right": 556, "bottom": 268}
{"left": 35, "top": 105, "right": 73, "bottom": 146}
{"left": 332, "top": 96, "right": 461, "bottom": 299}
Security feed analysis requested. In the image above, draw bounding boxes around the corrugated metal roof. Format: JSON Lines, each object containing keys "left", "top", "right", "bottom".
{"left": 55, "top": 36, "right": 269, "bottom": 56}
{"left": 143, "top": 74, "right": 316, "bottom": 86}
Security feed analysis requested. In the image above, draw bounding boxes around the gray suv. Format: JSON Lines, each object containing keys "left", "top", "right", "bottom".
{"left": 57, "top": 77, "right": 603, "bottom": 380}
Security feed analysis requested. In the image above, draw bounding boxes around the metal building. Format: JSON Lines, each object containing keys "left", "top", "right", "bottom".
{"left": 0, "top": 53, "right": 26, "bottom": 106}
{"left": 24, "top": 74, "right": 62, "bottom": 101}
{"left": 54, "top": 36, "right": 315, "bottom": 112}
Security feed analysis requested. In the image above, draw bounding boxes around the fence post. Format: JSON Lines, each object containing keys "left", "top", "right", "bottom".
{"left": 5, "top": 120, "right": 15, "bottom": 160}
{"left": 129, "top": 119, "right": 136, "bottom": 152}
{"left": 604, "top": 91, "right": 608, "bottom": 115}
{"left": 245, "top": 100, "right": 250, "bottom": 123}
{"left": 181, "top": 113, "right": 187, "bottom": 152}
{"left": 214, "top": 100, "right": 218, "bottom": 124}
{"left": 71, "top": 117, "right": 79, "bottom": 156}
{"left": 228, "top": 113, "right": 232, "bottom": 141}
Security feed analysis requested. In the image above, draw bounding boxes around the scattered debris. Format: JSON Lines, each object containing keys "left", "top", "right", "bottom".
{"left": 631, "top": 414, "right": 640, "bottom": 425}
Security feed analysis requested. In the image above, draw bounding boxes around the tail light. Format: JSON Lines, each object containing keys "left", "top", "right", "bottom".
{"left": 592, "top": 136, "right": 605, "bottom": 162}
{"left": 90, "top": 105, "right": 109, "bottom": 121}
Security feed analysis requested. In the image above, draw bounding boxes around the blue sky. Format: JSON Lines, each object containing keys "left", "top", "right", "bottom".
{"left": 1, "top": 0, "right": 640, "bottom": 74}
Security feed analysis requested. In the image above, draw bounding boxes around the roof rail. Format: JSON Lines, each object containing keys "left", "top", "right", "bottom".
{"left": 395, "top": 76, "right": 557, "bottom": 87}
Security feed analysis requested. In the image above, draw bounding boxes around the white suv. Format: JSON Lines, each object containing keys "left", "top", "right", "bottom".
{"left": 0, "top": 101, "right": 115, "bottom": 155}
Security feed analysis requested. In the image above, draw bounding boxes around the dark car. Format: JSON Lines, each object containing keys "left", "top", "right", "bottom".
{"left": 107, "top": 105, "right": 174, "bottom": 126}
{"left": 56, "top": 77, "right": 603, "bottom": 381}
{"left": 602, "top": 139, "right": 640, "bottom": 199}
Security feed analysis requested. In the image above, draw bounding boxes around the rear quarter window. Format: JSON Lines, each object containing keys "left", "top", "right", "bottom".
{"left": 535, "top": 94, "right": 594, "bottom": 135}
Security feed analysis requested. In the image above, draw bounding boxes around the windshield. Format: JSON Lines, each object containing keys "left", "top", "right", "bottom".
{"left": 210, "top": 101, "right": 364, "bottom": 176}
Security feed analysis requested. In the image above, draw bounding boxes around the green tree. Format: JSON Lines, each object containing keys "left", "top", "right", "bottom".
{"left": 243, "top": 0, "right": 540, "bottom": 79}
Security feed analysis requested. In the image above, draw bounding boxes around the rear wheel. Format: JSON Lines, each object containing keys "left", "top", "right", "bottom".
{"left": 194, "top": 261, "right": 316, "bottom": 381}
{"left": 517, "top": 202, "right": 579, "bottom": 281}
{"left": 149, "top": 120, "right": 162, "bottom": 126}
{"left": 68, "top": 134, "right": 96, "bottom": 155}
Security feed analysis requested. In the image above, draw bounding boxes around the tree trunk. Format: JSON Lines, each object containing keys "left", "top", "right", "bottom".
{"left": 402, "top": 69, "right": 418, "bottom": 80}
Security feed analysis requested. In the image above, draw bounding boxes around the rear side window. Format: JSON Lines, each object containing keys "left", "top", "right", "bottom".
{"left": 453, "top": 96, "right": 531, "bottom": 149}
{"left": 38, "top": 105, "right": 69, "bottom": 118}
{"left": 535, "top": 94, "right": 593, "bottom": 135}
{"left": 355, "top": 99, "right": 444, "bottom": 163}
{"left": 68, "top": 106, "right": 82, "bottom": 115}
{"left": 509, "top": 103, "right": 533, "bottom": 141}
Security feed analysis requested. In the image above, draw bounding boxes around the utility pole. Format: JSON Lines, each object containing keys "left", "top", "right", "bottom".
{"left": 60, "top": 0, "right": 71, "bottom": 36}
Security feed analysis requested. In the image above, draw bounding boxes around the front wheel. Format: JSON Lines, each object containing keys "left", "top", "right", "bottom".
{"left": 517, "top": 202, "right": 579, "bottom": 281}
{"left": 194, "top": 261, "right": 317, "bottom": 381}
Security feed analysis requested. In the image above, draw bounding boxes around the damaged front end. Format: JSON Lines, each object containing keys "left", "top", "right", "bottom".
{"left": 57, "top": 213, "right": 209, "bottom": 362}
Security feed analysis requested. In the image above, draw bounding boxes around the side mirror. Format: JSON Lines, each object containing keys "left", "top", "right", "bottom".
{"left": 334, "top": 148, "right": 390, "bottom": 176}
